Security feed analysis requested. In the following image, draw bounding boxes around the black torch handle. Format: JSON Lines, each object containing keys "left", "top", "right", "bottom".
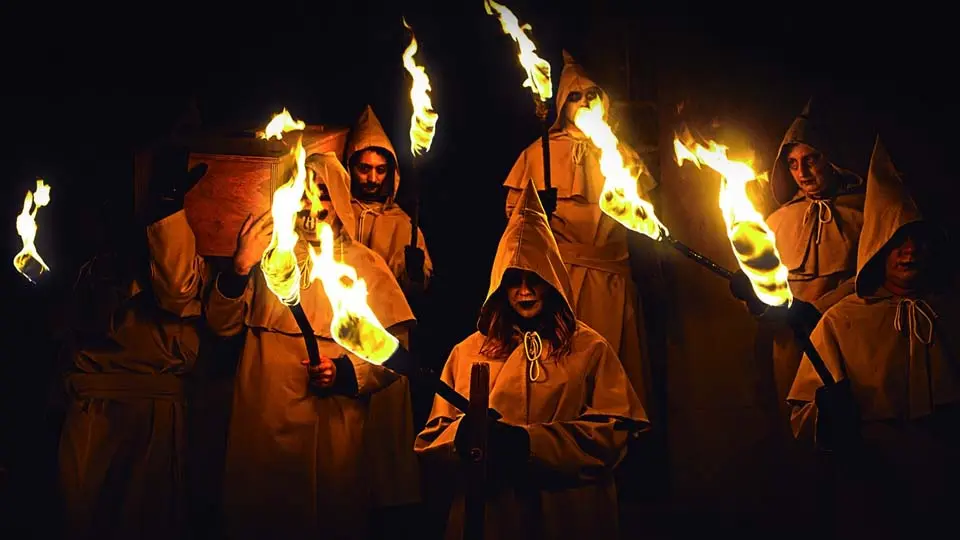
{"left": 409, "top": 160, "right": 420, "bottom": 249}
{"left": 791, "top": 318, "right": 837, "bottom": 387}
{"left": 541, "top": 120, "right": 552, "bottom": 193}
{"left": 384, "top": 345, "right": 502, "bottom": 420}
{"left": 664, "top": 237, "right": 735, "bottom": 280}
{"left": 289, "top": 303, "right": 322, "bottom": 367}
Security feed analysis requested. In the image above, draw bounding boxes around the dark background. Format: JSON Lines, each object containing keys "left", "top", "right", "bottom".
{"left": 1, "top": 0, "right": 954, "bottom": 537}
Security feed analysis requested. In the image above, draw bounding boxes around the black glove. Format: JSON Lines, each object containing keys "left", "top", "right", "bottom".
{"left": 404, "top": 245, "right": 426, "bottom": 287}
{"left": 455, "top": 417, "right": 530, "bottom": 472}
{"left": 729, "top": 269, "right": 768, "bottom": 316}
{"left": 145, "top": 145, "right": 208, "bottom": 224}
{"left": 759, "top": 298, "right": 823, "bottom": 335}
{"left": 538, "top": 187, "right": 558, "bottom": 219}
{"left": 814, "top": 379, "right": 861, "bottom": 454}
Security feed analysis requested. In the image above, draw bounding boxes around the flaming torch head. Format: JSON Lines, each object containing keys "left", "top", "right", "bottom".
{"left": 573, "top": 98, "right": 668, "bottom": 241}
{"left": 307, "top": 223, "right": 399, "bottom": 364}
{"left": 14, "top": 179, "right": 52, "bottom": 284}
{"left": 402, "top": 18, "right": 439, "bottom": 157}
{"left": 484, "top": 0, "right": 553, "bottom": 103}
{"left": 673, "top": 136, "right": 793, "bottom": 307}
{"left": 258, "top": 110, "right": 311, "bottom": 306}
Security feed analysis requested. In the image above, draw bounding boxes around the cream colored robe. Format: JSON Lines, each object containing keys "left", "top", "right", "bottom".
{"left": 788, "top": 138, "right": 960, "bottom": 535}
{"left": 57, "top": 211, "right": 205, "bottom": 540}
{"left": 764, "top": 104, "right": 865, "bottom": 404}
{"left": 418, "top": 180, "right": 649, "bottom": 540}
{"left": 204, "top": 154, "right": 420, "bottom": 539}
{"left": 503, "top": 53, "right": 655, "bottom": 407}
{"left": 344, "top": 105, "right": 433, "bottom": 290}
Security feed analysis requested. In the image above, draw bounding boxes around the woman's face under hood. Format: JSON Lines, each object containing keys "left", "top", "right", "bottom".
{"left": 560, "top": 86, "right": 603, "bottom": 133}
{"left": 503, "top": 268, "right": 550, "bottom": 319}
{"left": 883, "top": 226, "right": 933, "bottom": 293}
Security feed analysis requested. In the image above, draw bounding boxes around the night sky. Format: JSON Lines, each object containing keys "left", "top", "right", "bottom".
{"left": 1, "top": 0, "right": 955, "bottom": 534}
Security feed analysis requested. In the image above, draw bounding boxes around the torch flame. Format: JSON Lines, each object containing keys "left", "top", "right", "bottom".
{"left": 484, "top": 0, "right": 553, "bottom": 102}
{"left": 573, "top": 98, "right": 668, "bottom": 241}
{"left": 13, "top": 179, "right": 52, "bottom": 283}
{"left": 402, "top": 18, "right": 439, "bottom": 156}
{"left": 307, "top": 223, "right": 400, "bottom": 364}
{"left": 259, "top": 110, "right": 309, "bottom": 306}
{"left": 673, "top": 136, "right": 793, "bottom": 307}
{"left": 259, "top": 108, "right": 306, "bottom": 141}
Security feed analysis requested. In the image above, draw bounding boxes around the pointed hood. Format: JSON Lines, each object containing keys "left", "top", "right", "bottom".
{"left": 551, "top": 50, "right": 610, "bottom": 132}
{"left": 304, "top": 152, "right": 358, "bottom": 240}
{"left": 477, "top": 181, "right": 574, "bottom": 333}
{"left": 770, "top": 98, "right": 862, "bottom": 205}
{"left": 854, "top": 137, "right": 925, "bottom": 297}
{"left": 343, "top": 105, "right": 401, "bottom": 203}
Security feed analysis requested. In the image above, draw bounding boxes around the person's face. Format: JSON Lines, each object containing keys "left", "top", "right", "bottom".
{"left": 295, "top": 174, "right": 335, "bottom": 241}
{"left": 503, "top": 269, "right": 550, "bottom": 319}
{"left": 786, "top": 143, "right": 836, "bottom": 198}
{"left": 562, "top": 86, "right": 602, "bottom": 131}
{"left": 351, "top": 149, "right": 389, "bottom": 198}
{"left": 884, "top": 230, "right": 930, "bottom": 292}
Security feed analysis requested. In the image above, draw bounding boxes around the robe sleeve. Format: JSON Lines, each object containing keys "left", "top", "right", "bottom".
{"left": 524, "top": 340, "right": 650, "bottom": 481}
{"left": 787, "top": 313, "right": 848, "bottom": 441}
{"left": 337, "top": 322, "right": 409, "bottom": 397}
{"left": 146, "top": 210, "right": 206, "bottom": 318}
{"left": 503, "top": 151, "right": 529, "bottom": 218}
{"left": 414, "top": 344, "right": 465, "bottom": 464}
{"left": 204, "top": 272, "right": 251, "bottom": 338}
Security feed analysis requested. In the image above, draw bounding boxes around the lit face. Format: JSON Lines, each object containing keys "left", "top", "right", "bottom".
{"left": 295, "top": 174, "right": 335, "bottom": 241}
{"left": 351, "top": 149, "right": 390, "bottom": 198}
{"left": 786, "top": 143, "right": 836, "bottom": 198}
{"left": 884, "top": 229, "right": 929, "bottom": 292}
{"left": 562, "top": 86, "right": 602, "bottom": 131}
{"left": 503, "top": 269, "right": 550, "bottom": 319}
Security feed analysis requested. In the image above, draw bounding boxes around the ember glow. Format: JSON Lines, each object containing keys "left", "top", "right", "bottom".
{"left": 307, "top": 224, "right": 399, "bottom": 364}
{"left": 573, "top": 98, "right": 668, "bottom": 241}
{"left": 402, "top": 17, "right": 439, "bottom": 156}
{"left": 258, "top": 110, "right": 309, "bottom": 306}
{"left": 674, "top": 136, "right": 792, "bottom": 307}
{"left": 483, "top": 0, "right": 552, "bottom": 102}
{"left": 14, "top": 179, "right": 52, "bottom": 284}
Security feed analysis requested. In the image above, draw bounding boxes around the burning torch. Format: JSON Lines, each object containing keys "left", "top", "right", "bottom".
{"left": 258, "top": 110, "right": 496, "bottom": 418}
{"left": 401, "top": 17, "right": 438, "bottom": 287}
{"left": 14, "top": 179, "right": 52, "bottom": 284}
{"left": 484, "top": 0, "right": 556, "bottom": 218}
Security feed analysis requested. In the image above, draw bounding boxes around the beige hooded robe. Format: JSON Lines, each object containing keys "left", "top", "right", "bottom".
{"left": 57, "top": 215, "right": 206, "bottom": 540}
{"left": 502, "top": 50, "right": 656, "bottom": 406}
{"left": 345, "top": 105, "right": 433, "bottom": 289}
{"left": 205, "top": 153, "right": 420, "bottom": 539}
{"left": 788, "top": 138, "right": 960, "bottom": 533}
{"left": 764, "top": 101, "right": 865, "bottom": 404}
{"left": 417, "top": 180, "right": 649, "bottom": 540}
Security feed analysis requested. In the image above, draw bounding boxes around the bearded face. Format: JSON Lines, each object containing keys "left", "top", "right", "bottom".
{"left": 350, "top": 148, "right": 392, "bottom": 200}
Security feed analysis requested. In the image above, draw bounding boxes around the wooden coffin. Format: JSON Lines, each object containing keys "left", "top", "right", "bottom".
{"left": 136, "top": 125, "right": 349, "bottom": 257}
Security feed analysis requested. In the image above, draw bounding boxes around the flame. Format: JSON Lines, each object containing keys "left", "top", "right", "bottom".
{"left": 13, "top": 179, "right": 52, "bottom": 283}
{"left": 484, "top": 0, "right": 553, "bottom": 102}
{"left": 573, "top": 98, "right": 668, "bottom": 241}
{"left": 673, "top": 136, "right": 792, "bottom": 307}
{"left": 259, "top": 108, "right": 306, "bottom": 141}
{"left": 306, "top": 223, "right": 400, "bottom": 364}
{"left": 259, "top": 110, "right": 309, "bottom": 306}
{"left": 402, "top": 18, "right": 439, "bottom": 156}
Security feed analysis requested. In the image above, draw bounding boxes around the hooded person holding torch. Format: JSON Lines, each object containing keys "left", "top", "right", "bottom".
{"left": 787, "top": 138, "right": 960, "bottom": 536}
{"left": 501, "top": 50, "right": 656, "bottom": 408}
{"left": 345, "top": 105, "right": 433, "bottom": 296}
{"left": 202, "top": 152, "right": 419, "bottom": 539}
{"left": 416, "top": 181, "right": 648, "bottom": 540}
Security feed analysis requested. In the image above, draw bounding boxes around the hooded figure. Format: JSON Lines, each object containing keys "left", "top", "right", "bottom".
{"left": 416, "top": 181, "right": 648, "bottom": 540}
{"left": 204, "top": 152, "right": 420, "bottom": 539}
{"left": 760, "top": 100, "right": 866, "bottom": 405}
{"left": 502, "top": 50, "right": 656, "bottom": 406}
{"left": 788, "top": 138, "right": 960, "bottom": 536}
{"left": 57, "top": 206, "right": 204, "bottom": 540}
{"left": 344, "top": 105, "right": 433, "bottom": 293}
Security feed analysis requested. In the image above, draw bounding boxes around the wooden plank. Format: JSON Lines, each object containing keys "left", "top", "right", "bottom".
{"left": 463, "top": 362, "right": 490, "bottom": 540}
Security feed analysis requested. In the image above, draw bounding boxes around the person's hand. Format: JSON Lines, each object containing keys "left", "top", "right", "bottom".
{"left": 302, "top": 355, "right": 337, "bottom": 391}
{"left": 454, "top": 416, "right": 530, "bottom": 469}
{"left": 234, "top": 212, "right": 273, "bottom": 275}
{"left": 729, "top": 269, "right": 769, "bottom": 316}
